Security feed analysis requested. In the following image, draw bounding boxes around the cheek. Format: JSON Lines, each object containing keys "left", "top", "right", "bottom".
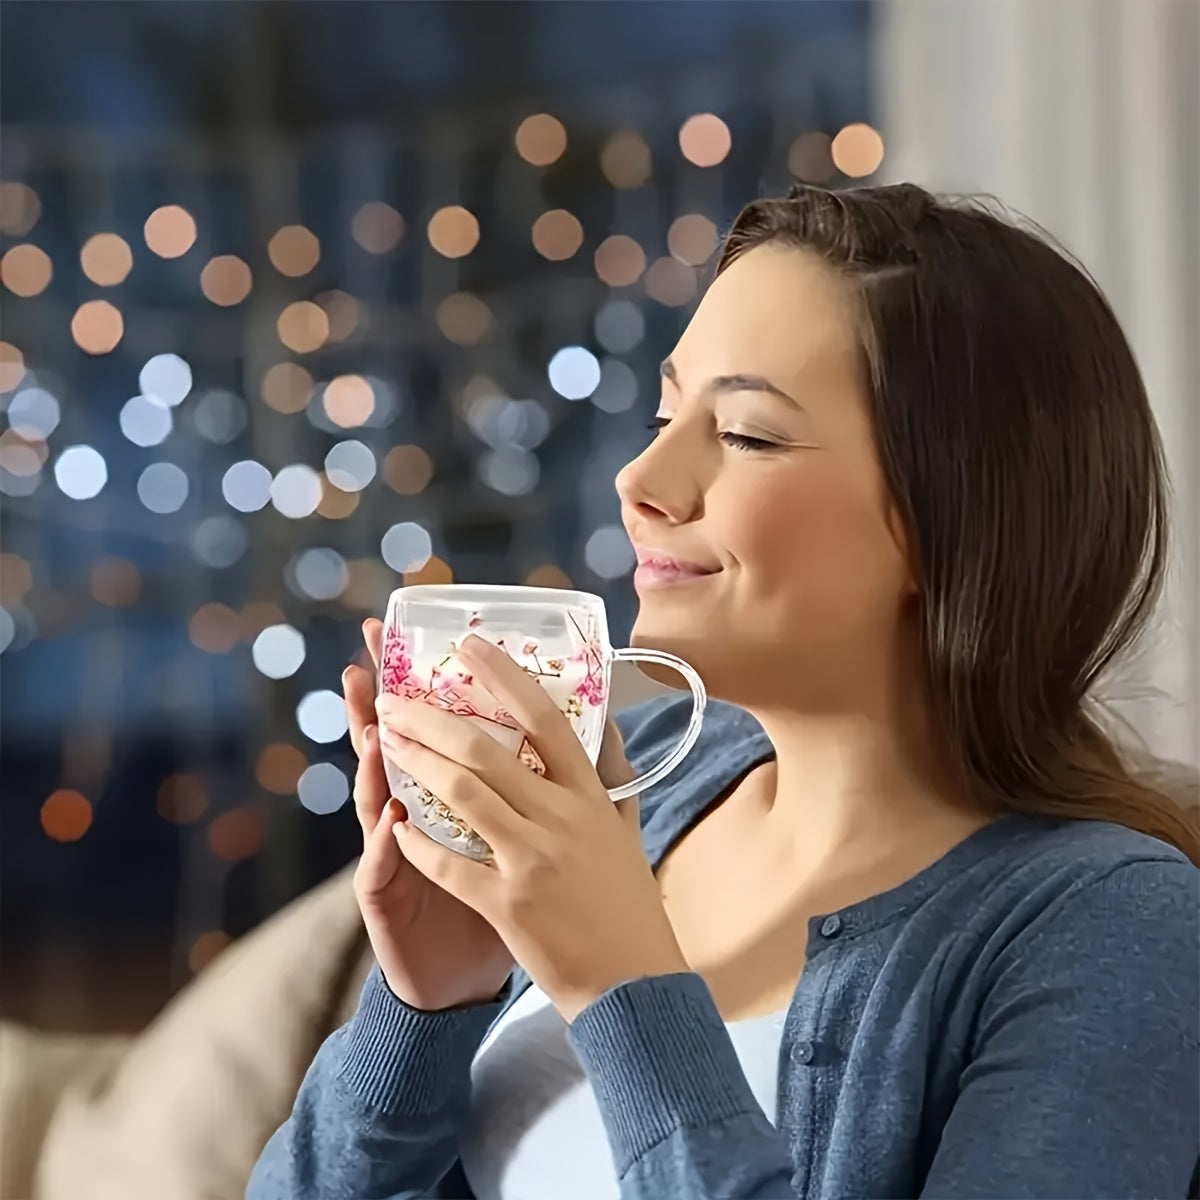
{"left": 720, "top": 463, "right": 903, "bottom": 613}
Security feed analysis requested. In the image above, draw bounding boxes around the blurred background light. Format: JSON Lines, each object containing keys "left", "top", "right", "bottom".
{"left": 200, "top": 255, "right": 253, "bottom": 306}
{"left": 427, "top": 205, "right": 480, "bottom": 258}
{"left": 54, "top": 444, "right": 107, "bottom": 499}
{"left": 678, "top": 113, "right": 731, "bottom": 167}
{"left": 831, "top": 122, "right": 885, "bottom": 177}
{"left": 383, "top": 444, "right": 434, "bottom": 495}
{"left": 515, "top": 113, "right": 567, "bottom": 166}
{"left": 268, "top": 224, "right": 320, "bottom": 277}
{"left": 593, "top": 299, "right": 644, "bottom": 352}
{"left": 120, "top": 395, "right": 173, "bottom": 447}
{"left": 188, "top": 603, "right": 241, "bottom": 653}
{"left": 667, "top": 214, "right": 719, "bottom": 266}
{"left": 0, "top": 342, "right": 26, "bottom": 392}
{"left": 548, "top": 345, "right": 601, "bottom": 400}
{"left": 288, "top": 547, "right": 349, "bottom": 601}
{"left": 143, "top": 204, "right": 197, "bottom": 258}
{"left": 191, "top": 388, "right": 248, "bottom": 444}
{"left": 435, "top": 292, "right": 494, "bottom": 345}
{"left": 91, "top": 556, "right": 142, "bottom": 607}
{"left": 350, "top": 202, "right": 405, "bottom": 254}
{"left": 584, "top": 524, "right": 636, "bottom": 579}
{"left": 296, "top": 763, "right": 350, "bottom": 815}
{"left": 277, "top": 301, "right": 329, "bottom": 353}
{"left": 191, "top": 515, "right": 250, "bottom": 568}
{"left": 322, "top": 374, "right": 374, "bottom": 427}
{"left": 295, "top": 689, "right": 348, "bottom": 744}
{"left": 1, "top": 244, "right": 53, "bottom": 297}
{"left": 478, "top": 447, "right": 540, "bottom": 496}
{"left": 324, "top": 439, "right": 376, "bottom": 491}
{"left": 380, "top": 521, "right": 432, "bottom": 573}
{"left": 590, "top": 358, "right": 639, "bottom": 413}
{"left": 255, "top": 743, "right": 307, "bottom": 794}
{"left": 70, "top": 300, "right": 124, "bottom": 353}
{"left": 788, "top": 131, "right": 836, "bottom": 182}
{"left": 221, "top": 459, "right": 272, "bottom": 512}
{"left": 260, "top": 362, "right": 313, "bottom": 414}
{"left": 0, "top": 182, "right": 41, "bottom": 235}
{"left": 251, "top": 623, "right": 305, "bottom": 679}
{"left": 80, "top": 233, "right": 133, "bottom": 286}
{"left": 644, "top": 257, "right": 697, "bottom": 307}
{"left": 137, "top": 462, "right": 189, "bottom": 513}
{"left": 7, "top": 385, "right": 61, "bottom": 439}
{"left": 600, "top": 130, "right": 652, "bottom": 188}
{"left": 269, "top": 463, "right": 322, "bottom": 519}
{"left": 594, "top": 235, "right": 646, "bottom": 287}
{"left": 531, "top": 209, "right": 583, "bottom": 261}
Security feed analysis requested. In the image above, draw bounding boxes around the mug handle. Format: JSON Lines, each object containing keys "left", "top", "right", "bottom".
{"left": 605, "top": 648, "right": 707, "bottom": 801}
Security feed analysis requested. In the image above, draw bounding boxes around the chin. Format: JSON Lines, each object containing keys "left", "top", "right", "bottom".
{"left": 626, "top": 617, "right": 718, "bottom": 693}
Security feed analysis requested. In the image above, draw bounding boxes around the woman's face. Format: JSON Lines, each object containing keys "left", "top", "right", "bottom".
{"left": 615, "top": 243, "right": 915, "bottom": 709}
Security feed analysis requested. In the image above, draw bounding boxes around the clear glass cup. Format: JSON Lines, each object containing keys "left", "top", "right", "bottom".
{"left": 377, "top": 584, "right": 707, "bottom": 861}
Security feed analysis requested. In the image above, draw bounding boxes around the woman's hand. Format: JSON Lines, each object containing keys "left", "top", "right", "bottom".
{"left": 344, "top": 620, "right": 515, "bottom": 1012}
{"left": 375, "top": 633, "right": 691, "bottom": 1024}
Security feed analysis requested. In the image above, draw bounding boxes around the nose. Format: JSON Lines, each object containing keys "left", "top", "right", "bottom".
{"left": 614, "top": 430, "right": 704, "bottom": 526}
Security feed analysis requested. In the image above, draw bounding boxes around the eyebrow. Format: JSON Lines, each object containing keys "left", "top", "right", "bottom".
{"left": 659, "top": 357, "right": 802, "bottom": 408}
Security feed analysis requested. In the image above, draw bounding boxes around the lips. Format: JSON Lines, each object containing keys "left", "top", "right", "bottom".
{"left": 632, "top": 546, "right": 720, "bottom": 577}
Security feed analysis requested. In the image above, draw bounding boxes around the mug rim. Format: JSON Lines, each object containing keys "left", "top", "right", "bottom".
{"left": 389, "top": 583, "right": 606, "bottom": 612}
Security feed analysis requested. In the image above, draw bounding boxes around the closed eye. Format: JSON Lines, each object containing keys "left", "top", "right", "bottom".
{"left": 646, "top": 417, "right": 783, "bottom": 453}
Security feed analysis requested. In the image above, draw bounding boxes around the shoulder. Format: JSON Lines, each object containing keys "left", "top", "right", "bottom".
{"left": 969, "top": 815, "right": 1198, "bottom": 996}
{"left": 613, "top": 693, "right": 774, "bottom": 830}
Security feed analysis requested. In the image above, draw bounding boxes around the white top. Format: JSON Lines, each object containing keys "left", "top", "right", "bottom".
{"left": 459, "top": 981, "right": 789, "bottom": 1200}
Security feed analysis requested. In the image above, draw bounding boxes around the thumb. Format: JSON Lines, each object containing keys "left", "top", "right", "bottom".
{"left": 353, "top": 798, "right": 408, "bottom": 898}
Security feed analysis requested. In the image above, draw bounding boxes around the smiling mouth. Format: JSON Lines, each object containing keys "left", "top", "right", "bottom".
{"left": 633, "top": 557, "right": 721, "bottom": 589}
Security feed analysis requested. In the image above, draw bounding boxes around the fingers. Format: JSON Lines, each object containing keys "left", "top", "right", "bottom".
{"left": 353, "top": 723, "right": 392, "bottom": 838}
{"left": 456, "top": 636, "right": 594, "bottom": 789}
{"left": 597, "top": 716, "right": 640, "bottom": 831}
{"left": 377, "top": 722, "right": 534, "bottom": 852}
{"left": 364, "top": 618, "right": 383, "bottom": 670}
{"left": 353, "top": 796, "right": 407, "bottom": 898}
{"left": 344, "top": 620, "right": 383, "bottom": 759}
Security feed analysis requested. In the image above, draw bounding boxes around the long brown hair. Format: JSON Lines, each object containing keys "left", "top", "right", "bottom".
{"left": 718, "top": 183, "right": 1200, "bottom": 864}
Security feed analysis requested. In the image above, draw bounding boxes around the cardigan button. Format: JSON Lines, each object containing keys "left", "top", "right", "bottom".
{"left": 791, "top": 1040, "right": 814, "bottom": 1065}
{"left": 820, "top": 914, "right": 843, "bottom": 938}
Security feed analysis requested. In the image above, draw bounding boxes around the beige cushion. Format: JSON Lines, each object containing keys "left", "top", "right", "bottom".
{"left": 31, "top": 865, "right": 371, "bottom": 1200}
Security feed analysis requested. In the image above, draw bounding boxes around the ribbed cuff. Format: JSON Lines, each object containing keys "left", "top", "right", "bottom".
{"left": 338, "top": 964, "right": 512, "bottom": 1115}
{"left": 566, "top": 972, "right": 760, "bottom": 1175}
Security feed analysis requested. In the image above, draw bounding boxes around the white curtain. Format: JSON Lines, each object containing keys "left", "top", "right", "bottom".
{"left": 877, "top": 0, "right": 1200, "bottom": 768}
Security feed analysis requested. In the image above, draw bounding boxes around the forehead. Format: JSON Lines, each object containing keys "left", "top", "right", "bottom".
{"left": 669, "top": 243, "right": 864, "bottom": 390}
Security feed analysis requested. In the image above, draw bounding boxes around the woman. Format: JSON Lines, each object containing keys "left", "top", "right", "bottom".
{"left": 248, "top": 184, "right": 1200, "bottom": 1199}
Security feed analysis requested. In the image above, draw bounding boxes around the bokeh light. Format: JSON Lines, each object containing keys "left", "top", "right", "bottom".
{"left": 137, "top": 462, "right": 189, "bottom": 513}
{"left": 296, "top": 690, "right": 348, "bottom": 744}
{"left": 668, "top": 214, "right": 718, "bottom": 266}
{"left": 200, "top": 255, "right": 252, "bottom": 305}
{"left": 427, "top": 206, "right": 480, "bottom": 258}
{"left": 139, "top": 353, "right": 192, "bottom": 407}
{"left": 679, "top": 114, "right": 731, "bottom": 167}
{"left": 316, "top": 474, "right": 360, "bottom": 519}
{"left": 297, "top": 763, "right": 350, "bottom": 815}
{"left": 404, "top": 554, "right": 453, "bottom": 586}
{"left": 260, "top": 362, "right": 314, "bottom": 414}
{"left": 0, "top": 553, "right": 33, "bottom": 604}
{"left": 594, "top": 235, "right": 646, "bottom": 287}
{"left": 317, "top": 289, "right": 360, "bottom": 341}
{"left": 288, "top": 547, "right": 348, "bottom": 601}
{"left": 270, "top": 463, "right": 322, "bottom": 519}
{"left": 191, "top": 389, "right": 247, "bottom": 444}
{"left": 40, "top": 789, "right": 93, "bottom": 842}
{"left": 0, "top": 342, "right": 26, "bottom": 392}
{"left": 0, "top": 182, "right": 41, "bottom": 235}
{"left": 268, "top": 225, "right": 320, "bottom": 277}
{"left": 252, "top": 623, "right": 305, "bottom": 679}
{"left": 324, "top": 439, "right": 376, "bottom": 492}
{"left": 80, "top": 233, "right": 133, "bottom": 286}
{"left": 208, "top": 808, "right": 266, "bottom": 862}
{"left": 531, "top": 209, "right": 583, "bottom": 262}
{"left": 381, "top": 521, "right": 432, "bottom": 573}
{"left": 256, "top": 743, "right": 307, "bottom": 794}
{"left": 383, "top": 444, "right": 434, "bottom": 495}
{"left": 323, "top": 374, "right": 375, "bottom": 427}
{"left": 548, "top": 345, "right": 601, "bottom": 400}
{"left": 478, "top": 448, "right": 539, "bottom": 496}
{"left": 591, "top": 358, "right": 639, "bottom": 413}
{"left": 188, "top": 603, "right": 240, "bottom": 653}
{"left": 156, "top": 773, "right": 208, "bottom": 824}
{"left": 594, "top": 299, "right": 644, "bottom": 352}
{"left": 524, "top": 564, "right": 573, "bottom": 589}
{"left": 54, "top": 445, "right": 107, "bottom": 499}
{"left": 436, "top": 292, "right": 494, "bottom": 345}
{"left": 7, "top": 385, "right": 60, "bottom": 439}
{"left": 600, "top": 131, "right": 652, "bottom": 188}
{"left": 585, "top": 524, "right": 636, "bottom": 579}
{"left": 788, "top": 132, "right": 835, "bottom": 182}
{"left": 276, "top": 301, "right": 328, "bottom": 353}
{"left": 351, "top": 202, "right": 405, "bottom": 254}
{"left": 144, "top": 205, "right": 197, "bottom": 258}
{"left": 221, "top": 460, "right": 272, "bottom": 512}
{"left": 831, "top": 122, "right": 885, "bottom": 177}
{"left": 192, "top": 515, "right": 249, "bottom": 568}
{"left": 121, "top": 396, "right": 175, "bottom": 448}
{"left": 91, "top": 556, "right": 142, "bottom": 607}
{"left": 515, "top": 113, "right": 567, "bottom": 166}
{"left": 1, "top": 244, "right": 53, "bottom": 297}
{"left": 239, "top": 601, "right": 286, "bottom": 642}
{"left": 71, "top": 300, "right": 124, "bottom": 354}
{"left": 645, "top": 256, "right": 697, "bottom": 307}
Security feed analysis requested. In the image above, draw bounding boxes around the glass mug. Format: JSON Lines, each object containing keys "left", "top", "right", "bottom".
{"left": 377, "top": 584, "right": 707, "bottom": 861}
